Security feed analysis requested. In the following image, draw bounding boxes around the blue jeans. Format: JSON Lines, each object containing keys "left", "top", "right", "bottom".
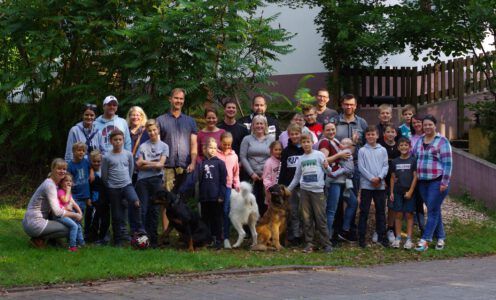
{"left": 326, "top": 183, "right": 358, "bottom": 237}
{"left": 418, "top": 180, "right": 448, "bottom": 241}
{"left": 223, "top": 188, "right": 232, "bottom": 239}
{"left": 56, "top": 217, "right": 84, "bottom": 247}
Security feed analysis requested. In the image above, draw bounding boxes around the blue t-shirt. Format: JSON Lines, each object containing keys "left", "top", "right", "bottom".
{"left": 68, "top": 158, "right": 91, "bottom": 200}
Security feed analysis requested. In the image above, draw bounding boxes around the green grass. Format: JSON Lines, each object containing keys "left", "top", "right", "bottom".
{"left": 2, "top": 204, "right": 496, "bottom": 288}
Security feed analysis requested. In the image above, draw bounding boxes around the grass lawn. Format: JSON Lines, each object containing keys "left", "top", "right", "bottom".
{"left": 1, "top": 200, "right": 496, "bottom": 288}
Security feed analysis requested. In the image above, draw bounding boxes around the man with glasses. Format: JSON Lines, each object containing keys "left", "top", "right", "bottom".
{"left": 94, "top": 95, "right": 132, "bottom": 153}
{"left": 315, "top": 88, "right": 338, "bottom": 125}
{"left": 238, "top": 95, "right": 280, "bottom": 140}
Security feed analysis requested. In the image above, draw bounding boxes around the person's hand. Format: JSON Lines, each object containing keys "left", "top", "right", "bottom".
{"left": 404, "top": 191, "right": 413, "bottom": 200}
{"left": 440, "top": 184, "right": 448, "bottom": 193}
{"left": 86, "top": 198, "right": 92, "bottom": 207}
{"left": 235, "top": 186, "right": 240, "bottom": 193}
{"left": 186, "top": 162, "right": 195, "bottom": 173}
{"left": 134, "top": 201, "right": 140, "bottom": 208}
{"left": 322, "top": 160, "right": 329, "bottom": 169}
{"left": 352, "top": 129, "right": 359, "bottom": 144}
{"left": 251, "top": 173, "right": 261, "bottom": 181}
{"left": 340, "top": 151, "right": 351, "bottom": 160}
{"left": 371, "top": 177, "right": 381, "bottom": 188}
{"left": 74, "top": 213, "right": 83, "bottom": 222}
{"left": 389, "top": 193, "right": 394, "bottom": 202}
{"left": 218, "top": 198, "right": 224, "bottom": 203}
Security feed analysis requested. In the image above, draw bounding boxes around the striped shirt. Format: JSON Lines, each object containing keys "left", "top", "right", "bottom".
{"left": 412, "top": 133, "right": 452, "bottom": 187}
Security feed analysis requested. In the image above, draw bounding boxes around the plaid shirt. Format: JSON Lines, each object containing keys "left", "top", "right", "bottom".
{"left": 412, "top": 133, "right": 452, "bottom": 187}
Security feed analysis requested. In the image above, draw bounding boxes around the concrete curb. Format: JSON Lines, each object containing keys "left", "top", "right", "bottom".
{"left": 1, "top": 265, "right": 337, "bottom": 295}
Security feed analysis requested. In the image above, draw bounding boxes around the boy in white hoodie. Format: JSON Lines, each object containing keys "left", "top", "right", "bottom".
{"left": 357, "top": 125, "right": 389, "bottom": 248}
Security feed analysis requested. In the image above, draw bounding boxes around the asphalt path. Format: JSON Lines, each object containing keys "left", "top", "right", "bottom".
{"left": 3, "top": 256, "right": 496, "bottom": 299}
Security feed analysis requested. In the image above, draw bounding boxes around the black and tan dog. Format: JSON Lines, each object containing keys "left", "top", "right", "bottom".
{"left": 252, "top": 184, "right": 291, "bottom": 251}
{"left": 154, "top": 190, "right": 211, "bottom": 251}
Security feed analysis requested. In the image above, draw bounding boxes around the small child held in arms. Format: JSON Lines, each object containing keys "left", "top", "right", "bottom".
{"left": 398, "top": 104, "right": 416, "bottom": 139}
{"left": 217, "top": 132, "right": 240, "bottom": 249}
{"left": 67, "top": 142, "right": 94, "bottom": 234}
{"left": 278, "top": 124, "right": 304, "bottom": 245}
{"left": 57, "top": 174, "right": 85, "bottom": 252}
{"left": 390, "top": 137, "right": 418, "bottom": 249}
{"left": 379, "top": 123, "right": 401, "bottom": 244}
{"left": 135, "top": 119, "right": 169, "bottom": 248}
{"left": 357, "top": 125, "right": 389, "bottom": 248}
{"left": 263, "top": 141, "right": 283, "bottom": 206}
{"left": 87, "top": 150, "right": 110, "bottom": 245}
{"left": 288, "top": 133, "right": 333, "bottom": 254}
{"left": 101, "top": 129, "right": 143, "bottom": 247}
{"left": 180, "top": 137, "right": 227, "bottom": 249}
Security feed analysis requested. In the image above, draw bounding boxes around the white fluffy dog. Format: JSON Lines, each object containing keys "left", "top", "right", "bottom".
{"left": 229, "top": 181, "right": 259, "bottom": 248}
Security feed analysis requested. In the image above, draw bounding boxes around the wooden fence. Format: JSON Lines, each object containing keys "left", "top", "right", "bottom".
{"left": 339, "top": 53, "right": 494, "bottom": 135}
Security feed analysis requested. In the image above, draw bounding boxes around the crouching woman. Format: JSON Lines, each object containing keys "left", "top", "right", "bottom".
{"left": 23, "top": 158, "right": 82, "bottom": 248}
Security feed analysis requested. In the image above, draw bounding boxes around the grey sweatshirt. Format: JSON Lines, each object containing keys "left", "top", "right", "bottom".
{"left": 358, "top": 143, "right": 389, "bottom": 190}
{"left": 288, "top": 150, "right": 331, "bottom": 193}
{"left": 240, "top": 134, "right": 275, "bottom": 176}
{"left": 22, "top": 179, "right": 66, "bottom": 237}
{"left": 101, "top": 150, "right": 134, "bottom": 188}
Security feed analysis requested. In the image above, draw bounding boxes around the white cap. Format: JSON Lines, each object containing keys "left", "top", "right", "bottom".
{"left": 103, "top": 95, "right": 118, "bottom": 105}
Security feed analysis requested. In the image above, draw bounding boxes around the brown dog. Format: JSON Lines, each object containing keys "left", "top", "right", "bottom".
{"left": 252, "top": 184, "right": 291, "bottom": 251}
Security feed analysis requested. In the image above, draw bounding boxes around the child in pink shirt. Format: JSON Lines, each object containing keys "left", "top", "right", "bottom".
{"left": 56, "top": 174, "right": 85, "bottom": 251}
{"left": 263, "top": 141, "right": 283, "bottom": 206}
{"left": 217, "top": 132, "right": 240, "bottom": 249}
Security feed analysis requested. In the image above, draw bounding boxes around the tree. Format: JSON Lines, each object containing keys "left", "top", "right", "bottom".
{"left": 0, "top": 0, "right": 293, "bottom": 174}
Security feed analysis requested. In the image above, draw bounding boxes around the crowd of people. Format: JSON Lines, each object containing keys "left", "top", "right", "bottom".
{"left": 22, "top": 88, "right": 453, "bottom": 253}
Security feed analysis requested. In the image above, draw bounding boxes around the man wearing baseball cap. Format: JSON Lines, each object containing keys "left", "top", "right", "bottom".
{"left": 94, "top": 95, "right": 132, "bottom": 153}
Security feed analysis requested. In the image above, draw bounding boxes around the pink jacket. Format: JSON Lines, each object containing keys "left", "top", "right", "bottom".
{"left": 263, "top": 156, "right": 280, "bottom": 191}
{"left": 217, "top": 149, "right": 240, "bottom": 190}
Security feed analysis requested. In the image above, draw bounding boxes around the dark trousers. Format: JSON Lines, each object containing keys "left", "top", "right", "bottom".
{"left": 107, "top": 185, "right": 142, "bottom": 244}
{"left": 252, "top": 179, "right": 267, "bottom": 217}
{"left": 358, "top": 189, "right": 387, "bottom": 241}
{"left": 135, "top": 176, "right": 163, "bottom": 246}
{"left": 201, "top": 201, "right": 223, "bottom": 243}
{"left": 85, "top": 198, "right": 110, "bottom": 242}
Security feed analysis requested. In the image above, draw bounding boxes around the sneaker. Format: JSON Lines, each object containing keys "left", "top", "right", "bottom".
{"left": 303, "top": 244, "right": 314, "bottom": 253}
{"left": 387, "top": 230, "right": 396, "bottom": 244}
{"left": 392, "top": 238, "right": 401, "bottom": 249}
{"left": 380, "top": 239, "right": 389, "bottom": 248}
{"left": 435, "top": 239, "right": 445, "bottom": 251}
{"left": 323, "top": 245, "right": 333, "bottom": 253}
{"left": 404, "top": 239, "right": 413, "bottom": 250}
{"left": 372, "top": 232, "right": 378, "bottom": 243}
{"left": 338, "top": 231, "right": 352, "bottom": 242}
{"left": 68, "top": 246, "right": 78, "bottom": 252}
{"left": 224, "top": 239, "right": 232, "bottom": 249}
{"left": 415, "top": 239, "right": 428, "bottom": 252}
{"left": 358, "top": 237, "right": 367, "bottom": 248}
{"left": 30, "top": 237, "right": 46, "bottom": 249}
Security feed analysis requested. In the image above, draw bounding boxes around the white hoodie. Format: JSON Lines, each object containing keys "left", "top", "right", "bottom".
{"left": 94, "top": 114, "right": 132, "bottom": 153}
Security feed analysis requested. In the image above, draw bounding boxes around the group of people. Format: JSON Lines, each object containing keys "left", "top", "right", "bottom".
{"left": 22, "top": 88, "right": 452, "bottom": 253}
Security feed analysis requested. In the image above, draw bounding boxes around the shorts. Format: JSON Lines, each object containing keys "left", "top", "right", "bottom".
{"left": 391, "top": 192, "right": 416, "bottom": 213}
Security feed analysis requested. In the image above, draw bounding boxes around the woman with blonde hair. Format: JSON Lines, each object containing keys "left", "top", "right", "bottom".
{"left": 127, "top": 106, "right": 150, "bottom": 160}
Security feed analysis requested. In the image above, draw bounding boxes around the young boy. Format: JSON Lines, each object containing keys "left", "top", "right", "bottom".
{"left": 302, "top": 106, "right": 323, "bottom": 140}
{"left": 87, "top": 150, "right": 111, "bottom": 244}
{"left": 288, "top": 133, "right": 333, "bottom": 253}
{"left": 67, "top": 142, "right": 93, "bottom": 234}
{"left": 357, "top": 125, "right": 389, "bottom": 248}
{"left": 279, "top": 113, "right": 317, "bottom": 147}
{"left": 179, "top": 137, "right": 227, "bottom": 249}
{"left": 390, "top": 137, "right": 418, "bottom": 249}
{"left": 379, "top": 124, "right": 401, "bottom": 243}
{"left": 135, "top": 119, "right": 169, "bottom": 248}
{"left": 278, "top": 124, "right": 304, "bottom": 244}
{"left": 398, "top": 104, "right": 416, "bottom": 139}
{"left": 101, "top": 129, "right": 143, "bottom": 246}
{"left": 376, "top": 104, "right": 393, "bottom": 142}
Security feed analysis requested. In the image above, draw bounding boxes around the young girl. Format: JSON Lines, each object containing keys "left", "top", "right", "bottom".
{"left": 263, "top": 141, "right": 283, "bottom": 206}
{"left": 179, "top": 137, "right": 227, "bottom": 249}
{"left": 217, "top": 132, "right": 240, "bottom": 249}
{"left": 56, "top": 174, "right": 85, "bottom": 252}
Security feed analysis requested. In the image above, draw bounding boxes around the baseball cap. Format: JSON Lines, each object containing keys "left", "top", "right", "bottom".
{"left": 103, "top": 95, "right": 118, "bottom": 105}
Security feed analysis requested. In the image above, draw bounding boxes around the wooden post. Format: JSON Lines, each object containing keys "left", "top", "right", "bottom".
{"left": 411, "top": 67, "right": 418, "bottom": 108}
{"left": 369, "top": 69, "right": 375, "bottom": 105}
{"left": 393, "top": 67, "right": 399, "bottom": 105}
{"left": 400, "top": 67, "right": 406, "bottom": 104}
{"left": 472, "top": 55, "right": 478, "bottom": 93}
{"left": 420, "top": 67, "right": 426, "bottom": 104}
{"left": 406, "top": 67, "right": 412, "bottom": 104}
{"left": 447, "top": 60, "right": 453, "bottom": 98}
{"left": 440, "top": 62, "right": 446, "bottom": 99}
{"left": 385, "top": 66, "right": 391, "bottom": 97}
{"left": 457, "top": 59, "right": 465, "bottom": 138}
{"left": 434, "top": 63, "right": 440, "bottom": 100}
{"left": 378, "top": 66, "right": 383, "bottom": 96}
{"left": 426, "top": 64, "right": 432, "bottom": 102}
{"left": 465, "top": 56, "right": 472, "bottom": 94}
{"left": 361, "top": 68, "right": 367, "bottom": 104}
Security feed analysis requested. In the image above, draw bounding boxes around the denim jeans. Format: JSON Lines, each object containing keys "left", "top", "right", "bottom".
{"left": 327, "top": 183, "right": 358, "bottom": 237}
{"left": 107, "top": 184, "right": 142, "bottom": 244}
{"left": 135, "top": 176, "right": 163, "bottom": 245}
{"left": 223, "top": 188, "right": 232, "bottom": 239}
{"left": 56, "top": 216, "right": 84, "bottom": 247}
{"left": 418, "top": 180, "right": 448, "bottom": 241}
{"left": 358, "top": 189, "right": 386, "bottom": 241}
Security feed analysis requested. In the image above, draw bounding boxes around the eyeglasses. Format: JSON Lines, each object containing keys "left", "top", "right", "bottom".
{"left": 304, "top": 114, "right": 315, "bottom": 117}
{"left": 83, "top": 103, "right": 97, "bottom": 111}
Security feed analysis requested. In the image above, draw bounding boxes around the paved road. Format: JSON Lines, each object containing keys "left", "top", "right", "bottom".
{"left": 4, "top": 256, "right": 496, "bottom": 299}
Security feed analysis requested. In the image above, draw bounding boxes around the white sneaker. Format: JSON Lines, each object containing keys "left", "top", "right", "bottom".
{"left": 435, "top": 239, "right": 445, "bottom": 250}
{"left": 387, "top": 230, "right": 396, "bottom": 244}
{"left": 392, "top": 238, "right": 401, "bottom": 248}
{"left": 403, "top": 239, "right": 413, "bottom": 250}
{"left": 372, "top": 232, "right": 378, "bottom": 243}
{"left": 224, "top": 239, "right": 232, "bottom": 249}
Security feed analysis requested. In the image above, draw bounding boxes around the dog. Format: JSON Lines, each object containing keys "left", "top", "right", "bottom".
{"left": 229, "top": 181, "right": 259, "bottom": 248}
{"left": 153, "top": 190, "right": 211, "bottom": 251}
{"left": 252, "top": 184, "right": 291, "bottom": 251}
